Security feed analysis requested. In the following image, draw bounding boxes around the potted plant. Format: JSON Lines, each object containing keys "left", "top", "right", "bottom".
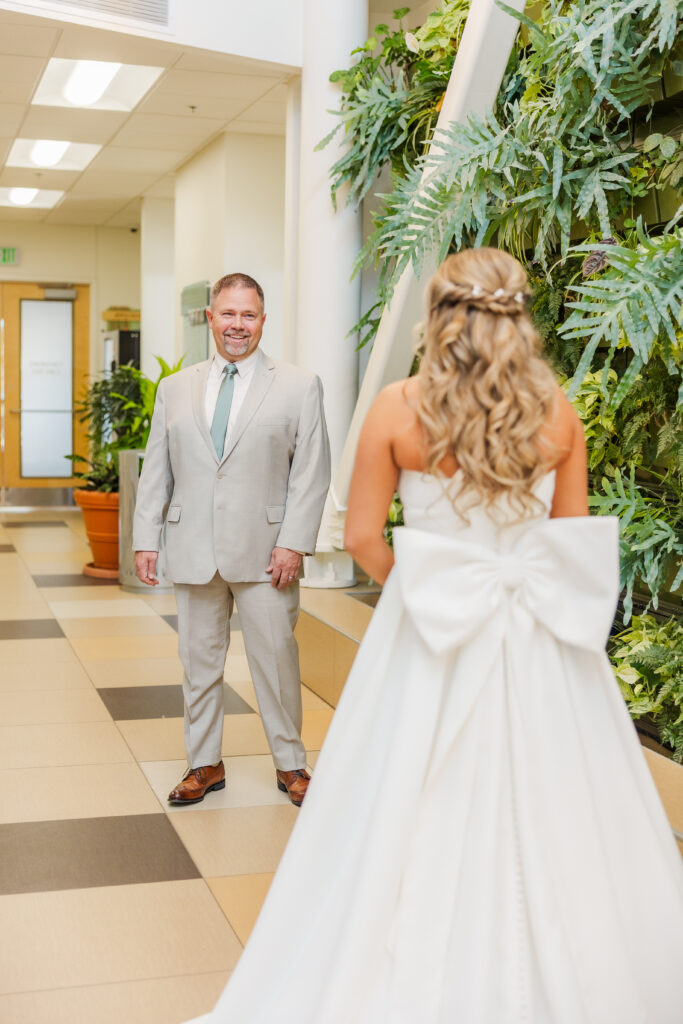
{"left": 67, "top": 358, "right": 182, "bottom": 578}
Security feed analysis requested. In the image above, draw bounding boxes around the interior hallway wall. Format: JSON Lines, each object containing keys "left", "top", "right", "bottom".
{"left": 0, "top": 0, "right": 304, "bottom": 68}
{"left": 222, "top": 133, "right": 285, "bottom": 363}
{"left": 0, "top": 220, "right": 140, "bottom": 378}
{"left": 174, "top": 135, "right": 227, "bottom": 364}
{"left": 174, "top": 131, "right": 286, "bottom": 364}
{"left": 140, "top": 197, "right": 175, "bottom": 379}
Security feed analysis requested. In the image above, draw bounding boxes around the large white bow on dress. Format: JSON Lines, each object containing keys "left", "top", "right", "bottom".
{"left": 392, "top": 516, "right": 620, "bottom": 656}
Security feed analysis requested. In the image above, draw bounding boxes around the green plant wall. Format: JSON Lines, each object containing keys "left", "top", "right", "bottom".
{"left": 324, "top": 0, "right": 683, "bottom": 758}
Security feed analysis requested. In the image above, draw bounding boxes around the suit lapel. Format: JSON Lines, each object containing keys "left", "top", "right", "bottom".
{"left": 220, "top": 349, "right": 276, "bottom": 464}
{"left": 190, "top": 359, "right": 219, "bottom": 462}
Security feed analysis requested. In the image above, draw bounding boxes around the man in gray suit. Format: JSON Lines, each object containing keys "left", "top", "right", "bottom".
{"left": 133, "top": 272, "right": 330, "bottom": 807}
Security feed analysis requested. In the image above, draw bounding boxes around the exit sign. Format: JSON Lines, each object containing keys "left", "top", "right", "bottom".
{"left": 0, "top": 246, "right": 19, "bottom": 265}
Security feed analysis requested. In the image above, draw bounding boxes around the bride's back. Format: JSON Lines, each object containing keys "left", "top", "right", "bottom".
{"left": 398, "top": 467, "right": 556, "bottom": 552}
{"left": 345, "top": 248, "right": 588, "bottom": 586}
{"left": 395, "top": 247, "right": 587, "bottom": 516}
{"left": 383, "top": 362, "right": 585, "bottom": 526}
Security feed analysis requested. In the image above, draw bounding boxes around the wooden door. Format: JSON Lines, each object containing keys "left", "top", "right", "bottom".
{"left": 0, "top": 282, "right": 90, "bottom": 494}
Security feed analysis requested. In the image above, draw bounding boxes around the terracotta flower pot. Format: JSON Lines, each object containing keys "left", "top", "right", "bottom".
{"left": 73, "top": 489, "right": 120, "bottom": 579}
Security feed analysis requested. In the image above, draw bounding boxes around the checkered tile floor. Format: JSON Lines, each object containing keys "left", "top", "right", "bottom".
{"left": 0, "top": 511, "right": 333, "bottom": 1023}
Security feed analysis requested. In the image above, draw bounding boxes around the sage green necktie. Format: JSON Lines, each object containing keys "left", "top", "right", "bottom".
{"left": 210, "top": 362, "right": 238, "bottom": 456}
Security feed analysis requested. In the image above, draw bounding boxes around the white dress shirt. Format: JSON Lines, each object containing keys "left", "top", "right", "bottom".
{"left": 204, "top": 348, "right": 260, "bottom": 442}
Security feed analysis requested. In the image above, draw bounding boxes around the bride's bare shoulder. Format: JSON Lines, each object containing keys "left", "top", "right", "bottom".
{"left": 373, "top": 378, "right": 421, "bottom": 413}
{"left": 543, "top": 386, "right": 583, "bottom": 458}
{"left": 364, "top": 380, "right": 422, "bottom": 438}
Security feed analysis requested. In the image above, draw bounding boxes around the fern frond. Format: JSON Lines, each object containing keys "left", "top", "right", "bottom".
{"left": 562, "top": 229, "right": 683, "bottom": 404}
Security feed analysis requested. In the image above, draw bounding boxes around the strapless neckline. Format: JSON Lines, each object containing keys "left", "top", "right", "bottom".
{"left": 398, "top": 466, "right": 462, "bottom": 482}
{"left": 397, "top": 467, "right": 557, "bottom": 545}
{"left": 398, "top": 466, "right": 556, "bottom": 482}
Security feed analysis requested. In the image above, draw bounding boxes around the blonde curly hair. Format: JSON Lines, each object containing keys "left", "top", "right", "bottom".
{"left": 417, "top": 247, "right": 558, "bottom": 518}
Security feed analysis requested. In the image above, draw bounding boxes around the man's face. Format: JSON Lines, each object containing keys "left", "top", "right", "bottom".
{"left": 206, "top": 285, "right": 266, "bottom": 362}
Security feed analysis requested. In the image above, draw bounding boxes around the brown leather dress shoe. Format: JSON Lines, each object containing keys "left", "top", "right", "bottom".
{"left": 168, "top": 761, "right": 225, "bottom": 805}
{"left": 276, "top": 768, "right": 311, "bottom": 807}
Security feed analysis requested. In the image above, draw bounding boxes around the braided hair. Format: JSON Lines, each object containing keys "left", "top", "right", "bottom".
{"left": 416, "top": 247, "right": 558, "bottom": 519}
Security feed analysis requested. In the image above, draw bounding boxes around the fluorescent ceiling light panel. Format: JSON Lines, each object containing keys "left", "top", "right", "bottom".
{"left": 7, "top": 139, "right": 101, "bottom": 172}
{"left": 64, "top": 61, "right": 122, "bottom": 106}
{"left": 0, "top": 187, "right": 63, "bottom": 209}
{"left": 9, "top": 187, "right": 38, "bottom": 206}
{"left": 31, "top": 140, "right": 69, "bottom": 167}
{"left": 32, "top": 58, "right": 164, "bottom": 112}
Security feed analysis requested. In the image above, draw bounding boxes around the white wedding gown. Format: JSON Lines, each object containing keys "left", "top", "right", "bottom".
{"left": 190, "top": 470, "right": 683, "bottom": 1024}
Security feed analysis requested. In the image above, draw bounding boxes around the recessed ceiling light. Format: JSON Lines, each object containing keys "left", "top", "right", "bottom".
{"left": 0, "top": 188, "right": 63, "bottom": 209}
{"left": 9, "top": 187, "right": 38, "bottom": 206}
{"left": 63, "top": 60, "right": 122, "bottom": 107}
{"left": 30, "top": 140, "right": 70, "bottom": 167}
{"left": 7, "top": 139, "right": 101, "bottom": 172}
{"left": 33, "top": 58, "right": 164, "bottom": 112}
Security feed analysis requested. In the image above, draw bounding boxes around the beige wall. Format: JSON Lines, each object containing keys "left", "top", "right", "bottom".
{"left": 173, "top": 0, "right": 303, "bottom": 66}
{"left": 222, "top": 132, "right": 285, "bottom": 361}
{"left": 174, "top": 131, "right": 286, "bottom": 363}
{"left": 0, "top": 0, "right": 303, "bottom": 68}
{"left": 0, "top": 221, "right": 140, "bottom": 377}
{"left": 140, "top": 197, "right": 175, "bottom": 379}
{"left": 174, "top": 135, "right": 226, "bottom": 313}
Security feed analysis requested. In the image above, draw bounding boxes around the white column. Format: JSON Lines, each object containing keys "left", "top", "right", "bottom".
{"left": 283, "top": 77, "right": 301, "bottom": 363}
{"left": 297, "top": 0, "right": 367, "bottom": 587}
{"left": 296, "top": 0, "right": 366, "bottom": 461}
{"left": 140, "top": 197, "right": 175, "bottom": 379}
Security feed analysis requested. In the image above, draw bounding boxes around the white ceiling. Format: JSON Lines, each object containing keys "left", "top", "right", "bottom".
{"left": 0, "top": 7, "right": 291, "bottom": 227}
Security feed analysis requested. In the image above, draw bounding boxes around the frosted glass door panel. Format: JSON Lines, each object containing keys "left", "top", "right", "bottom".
{"left": 20, "top": 299, "right": 73, "bottom": 478}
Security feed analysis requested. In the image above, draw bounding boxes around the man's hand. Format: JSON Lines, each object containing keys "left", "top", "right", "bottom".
{"left": 266, "top": 547, "right": 303, "bottom": 589}
{"left": 135, "top": 550, "right": 160, "bottom": 586}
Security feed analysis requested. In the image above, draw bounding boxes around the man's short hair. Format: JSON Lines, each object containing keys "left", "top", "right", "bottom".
{"left": 210, "top": 273, "right": 265, "bottom": 311}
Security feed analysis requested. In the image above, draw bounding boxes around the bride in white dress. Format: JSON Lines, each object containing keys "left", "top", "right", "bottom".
{"left": 189, "top": 248, "right": 683, "bottom": 1023}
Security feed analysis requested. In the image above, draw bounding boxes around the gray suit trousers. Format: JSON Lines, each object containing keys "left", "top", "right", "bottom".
{"left": 174, "top": 573, "right": 306, "bottom": 771}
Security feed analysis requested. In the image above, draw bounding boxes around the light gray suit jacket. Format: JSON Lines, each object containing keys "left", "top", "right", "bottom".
{"left": 132, "top": 349, "right": 331, "bottom": 584}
